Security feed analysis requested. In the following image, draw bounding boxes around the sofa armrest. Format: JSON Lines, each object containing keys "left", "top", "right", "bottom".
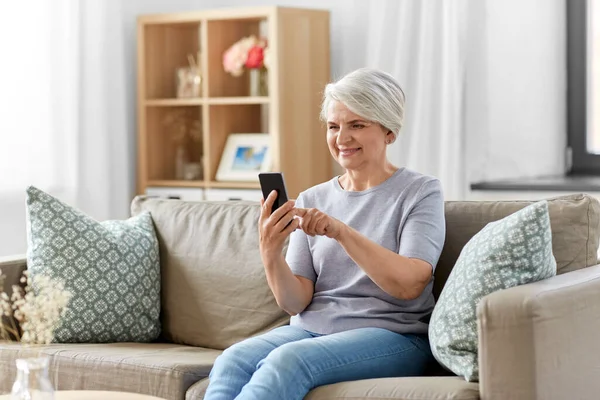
{"left": 0, "top": 254, "right": 27, "bottom": 293}
{"left": 477, "top": 265, "right": 600, "bottom": 400}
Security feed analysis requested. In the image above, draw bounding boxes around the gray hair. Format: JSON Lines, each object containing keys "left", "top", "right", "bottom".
{"left": 320, "top": 68, "right": 406, "bottom": 139}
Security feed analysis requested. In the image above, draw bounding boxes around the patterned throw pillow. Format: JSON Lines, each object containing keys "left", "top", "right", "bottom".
{"left": 429, "top": 200, "right": 556, "bottom": 382}
{"left": 26, "top": 186, "right": 161, "bottom": 343}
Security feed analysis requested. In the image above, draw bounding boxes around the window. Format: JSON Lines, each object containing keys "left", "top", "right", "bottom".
{"left": 568, "top": 0, "right": 600, "bottom": 173}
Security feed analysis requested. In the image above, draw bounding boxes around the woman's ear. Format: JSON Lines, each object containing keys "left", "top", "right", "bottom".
{"left": 385, "top": 131, "right": 395, "bottom": 145}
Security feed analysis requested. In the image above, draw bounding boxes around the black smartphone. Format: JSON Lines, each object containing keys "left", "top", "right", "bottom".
{"left": 258, "top": 172, "right": 289, "bottom": 214}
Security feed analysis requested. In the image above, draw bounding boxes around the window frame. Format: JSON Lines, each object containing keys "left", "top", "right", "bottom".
{"left": 567, "top": 0, "right": 600, "bottom": 174}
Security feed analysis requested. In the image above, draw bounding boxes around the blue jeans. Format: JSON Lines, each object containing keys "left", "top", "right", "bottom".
{"left": 204, "top": 325, "right": 434, "bottom": 400}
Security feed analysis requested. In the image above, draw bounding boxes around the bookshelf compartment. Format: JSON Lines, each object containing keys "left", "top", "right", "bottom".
{"left": 143, "top": 23, "right": 202, "bottom": 100}
{"left": 207, "top": 104, "right": 268, "bottom": 182}
{"left": 206, "top": 18, "right": 268, "bottom": 98}
{"left": 146, "top": 106, "right": 204, "bottom": 182}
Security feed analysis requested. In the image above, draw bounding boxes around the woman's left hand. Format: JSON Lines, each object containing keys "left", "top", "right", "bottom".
{"left": 295, "top": 208, "right": 344, "bottom": 239}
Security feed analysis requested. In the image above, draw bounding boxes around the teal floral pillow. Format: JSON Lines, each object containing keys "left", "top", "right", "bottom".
{"left": 429, "top": 200, "right": 556, "bottom": 382}
{"left": 26, "top": 186, "right": 161, "bottom": 343}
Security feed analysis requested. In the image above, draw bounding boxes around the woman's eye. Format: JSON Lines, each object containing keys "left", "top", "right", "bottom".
{"left": 328, "top": 126, "right": 339, "bottom": 130}
{"left": 352, "top": 124, "right": 365, "bottom": 129}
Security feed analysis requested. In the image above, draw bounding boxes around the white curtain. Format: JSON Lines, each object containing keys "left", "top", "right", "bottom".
{"left": 0, "top": 0, "right": 131, "bottom": 256}
{"left": 362, "top": 0, "right": 469, "bottom": 201}
{"left": 77, "top": 1, "right": 132, "bottom": 221}
{"left": 0, "top": 1, "right": 79, "bottom": 198}
{"left": 316, "top": 0, "right": 469, "bottom": 200}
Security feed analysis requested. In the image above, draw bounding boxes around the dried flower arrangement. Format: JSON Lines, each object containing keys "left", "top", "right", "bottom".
{"left": 0, "top": 270, "right": 72, "bottom": 344}
{"left": 162, "top": 109, "right": 204, "bottom": 180}
{"left": 162, "top": 109, "right": 203, "bottom": 147}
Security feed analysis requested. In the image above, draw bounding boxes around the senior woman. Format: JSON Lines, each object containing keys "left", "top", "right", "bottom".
{"left": 204, "top": 68, "right": 446, "bottom": 400}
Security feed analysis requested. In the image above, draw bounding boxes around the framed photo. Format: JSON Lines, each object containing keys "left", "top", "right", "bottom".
{"left": 216, "top": 133, "right": 271, "bottom": 181}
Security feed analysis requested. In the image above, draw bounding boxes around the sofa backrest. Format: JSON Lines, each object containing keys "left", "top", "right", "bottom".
{"left": 132, "top": 193, "right": 600, "bottom": 349}
{"left": 132, "top": 197, "right": 290, "bottom": 350}
{"left": 434, "top": 194, "right": 600, "bottom": 299}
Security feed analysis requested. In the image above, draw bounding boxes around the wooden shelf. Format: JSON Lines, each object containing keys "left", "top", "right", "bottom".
{"left": 206, "top": 97, "right": 269, "bottom": 105}
{"left": 144, "top": 97, "right": 270, "bottom": 107}
{"left": 208, "top": 181, "right": 261, "bottom": 189}
{"left": 147, "top": 180, "right": 206, "bottom": 188}
{"left": 146, "top": 98, "right": 204, "bottom": 106}
{"left": 137, "top": 7, "right": 331, "bottom": 199}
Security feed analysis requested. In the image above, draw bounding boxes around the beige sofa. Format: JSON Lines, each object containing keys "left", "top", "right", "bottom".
{"left": 2, "top": 193, "right": 600, "bottom": 400}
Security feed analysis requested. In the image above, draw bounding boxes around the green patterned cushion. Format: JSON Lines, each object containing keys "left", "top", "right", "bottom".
{"left": 429, "top": 200, "right": 556, "bottom": 382}
{"left": 25, "top": 186, "right": 161, "bottom": 343}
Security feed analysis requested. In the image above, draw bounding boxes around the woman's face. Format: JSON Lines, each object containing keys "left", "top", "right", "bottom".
{"left": 326, "top": 100, "right": 392, "bottom": 171}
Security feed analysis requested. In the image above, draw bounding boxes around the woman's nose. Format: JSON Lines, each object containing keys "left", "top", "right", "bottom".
{"left": 336, "top": 126, "right": 351, "bottom": 144}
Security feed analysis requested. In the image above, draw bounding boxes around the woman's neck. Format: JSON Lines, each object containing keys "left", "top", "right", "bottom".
{"left": 338, "top": 164, "right": 399, "bottom": 192}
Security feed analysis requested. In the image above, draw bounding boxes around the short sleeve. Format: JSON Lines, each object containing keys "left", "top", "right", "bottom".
{"left": 398, "top": 179, "right": 446, "bottom": 270}
{"left": 285, "top": 193, "right": 317, "bottom": 282}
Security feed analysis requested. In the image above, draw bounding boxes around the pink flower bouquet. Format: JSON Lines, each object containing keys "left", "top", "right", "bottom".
{"left": 223, "top": 35, "right": 269, "bottom": 77}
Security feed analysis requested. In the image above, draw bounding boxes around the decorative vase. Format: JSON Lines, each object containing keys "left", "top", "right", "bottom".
{"left": 249, "top": 68, "right": 268, "bottom": 97}
{"left": 183, "top": 160, "right": 203, "bottom": 181}
{"left": 176, "top": 67, "right": 202, "bottom": 98}
{"left": 175, "top": 144, "right": 188, "bottom": 180}
{"left": 11, "top": 357, "right": 54, "bottom": 400}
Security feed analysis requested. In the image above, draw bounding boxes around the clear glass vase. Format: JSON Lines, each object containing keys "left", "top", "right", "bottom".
{"left": 249, "top": 68, "right": 268, "bottom": 97}
{"left": 11, "top": 357, "right": 54, "bottom": 400}
{"left": 175, "top": 144, "right": 188, "bottom": 180}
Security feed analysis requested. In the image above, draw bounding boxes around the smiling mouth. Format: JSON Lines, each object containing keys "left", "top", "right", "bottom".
{"left": 339, "top": 148, "right": 360, "bottom": 156}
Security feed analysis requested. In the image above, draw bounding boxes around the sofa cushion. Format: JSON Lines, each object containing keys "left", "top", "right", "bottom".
{"left": 183, "top": 376, "right": 478, "bottom": 400}
{"left": 131, "top": 197, "right": 290, "bottom": 350}
{"left": 434, "top": 193, "right": 600, "bottom": 298}
{"left": 304, "top": 376, "right": 479, "bottom": 400}
{"left": 26, "top": 186, "right": 162, "bottom": 343}
{"left": 0, "top": 342, "right": 221, "bottom": 398}
{"left": 186, "top": 377, "right": 209, "bottom": 400}
{"left": 429, "top": 201, "right": 557, "bottom": 382}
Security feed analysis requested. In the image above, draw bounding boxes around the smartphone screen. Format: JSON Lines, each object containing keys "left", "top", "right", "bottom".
{"left": 258, "top": 172, "right": 289, "bottom": 214}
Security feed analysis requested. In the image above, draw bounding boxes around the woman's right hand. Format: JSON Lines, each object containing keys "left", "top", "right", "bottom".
{"left": 259, "top": 190, "right": 299, "bottom": 261}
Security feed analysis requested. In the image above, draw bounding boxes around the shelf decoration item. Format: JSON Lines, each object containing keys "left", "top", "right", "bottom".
{"left": 216, "top": 133, "right": 271, "bottom": 181}
{"left": 223, "top": 35, "right": 270, "bottom": 96}
{"left": 183, "top": 162, "right": 203, "bottom": 181}
{"left": 162, "top": 109, "right": 203, "bottom": 180}
{"left": 176, "top": 52, "right": 202, "bottom": 98}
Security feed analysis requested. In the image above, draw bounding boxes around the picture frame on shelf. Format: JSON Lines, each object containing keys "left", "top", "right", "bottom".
{"left": 216, "top": 133, "right": 271, "bottom": 182}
